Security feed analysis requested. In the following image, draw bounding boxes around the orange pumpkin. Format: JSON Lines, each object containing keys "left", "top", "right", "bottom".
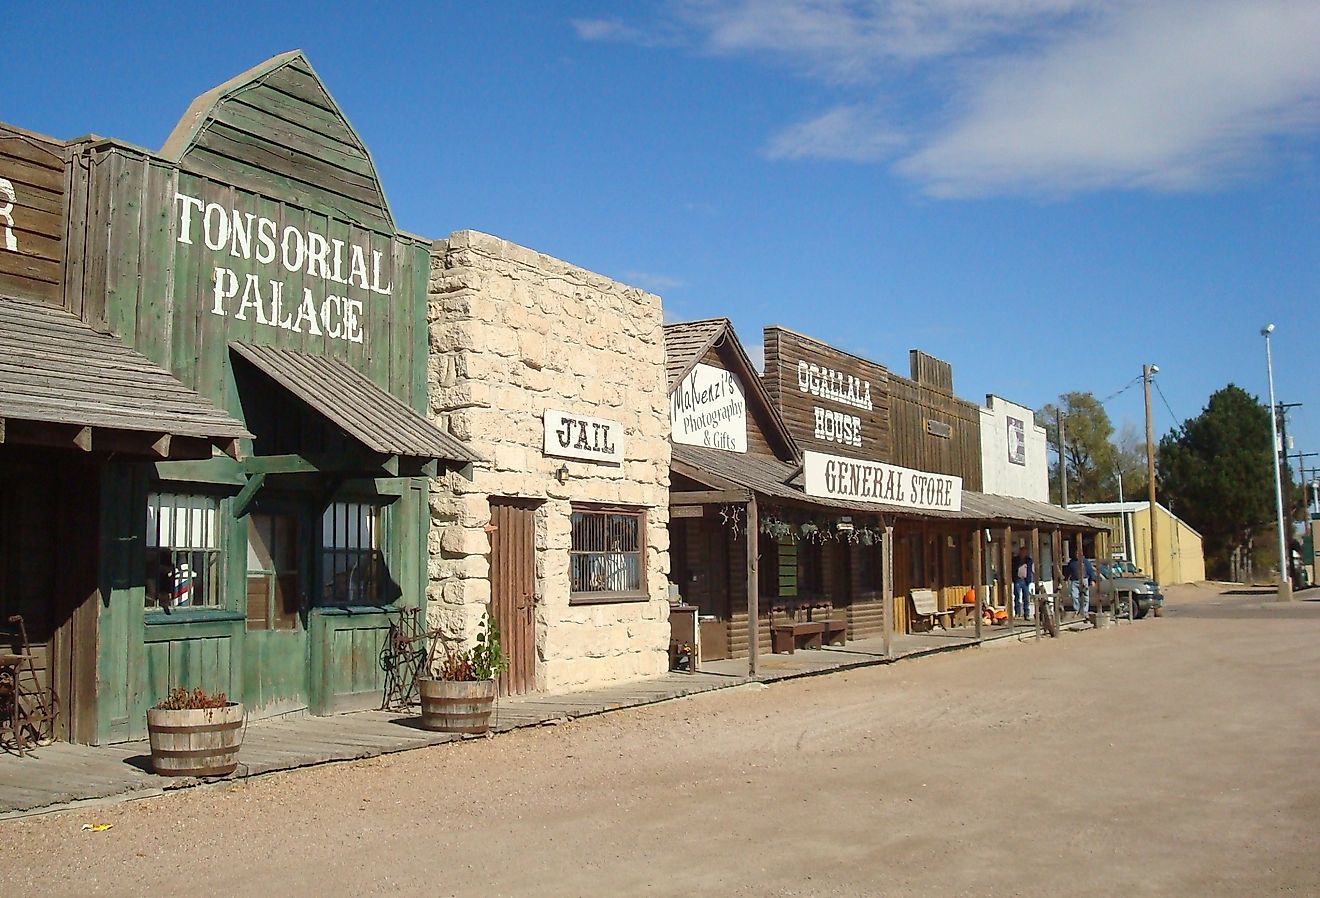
{"left": 964, "top": 588, "right": 976, "bottom": 605}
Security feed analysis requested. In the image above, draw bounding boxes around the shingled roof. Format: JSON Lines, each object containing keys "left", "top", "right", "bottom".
{"left": 0, "top": 296, "right": 251, "bottom": 449}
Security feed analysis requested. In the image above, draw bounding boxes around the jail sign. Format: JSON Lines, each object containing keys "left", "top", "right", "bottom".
{"left": 543, "top": 409, "right": 625, "bottom": 464}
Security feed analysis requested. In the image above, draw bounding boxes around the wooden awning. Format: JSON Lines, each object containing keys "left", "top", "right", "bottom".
{"left": 672, "top": 444, "right": 1100, "bottom": 530}
{"left": 230, "top": 342, "right": 479, "bottom": 465}
{"left": 0, "top": 296, "right": 251, "bottom": 459}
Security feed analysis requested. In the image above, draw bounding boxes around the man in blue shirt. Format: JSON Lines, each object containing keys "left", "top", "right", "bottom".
{"left": 1065, "top": 551, "right": 1097, "bottom": 617}
{"left": 1012, "top": 545, "right": 1034, "bottom": 620}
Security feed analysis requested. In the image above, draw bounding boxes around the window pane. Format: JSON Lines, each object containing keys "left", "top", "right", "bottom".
{"left": 146, "top": 493, "right": 221, "bottom": 609}
{"left": 570, "top": 509, "right": 644, "bottom": 596}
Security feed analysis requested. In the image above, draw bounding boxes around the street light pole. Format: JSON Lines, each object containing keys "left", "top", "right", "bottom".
{"left": 1143, "top": 364, "right": 1161, "bottom": 597}
{"left": 1261, "top": 324, "right": 1292, "bottom": 601}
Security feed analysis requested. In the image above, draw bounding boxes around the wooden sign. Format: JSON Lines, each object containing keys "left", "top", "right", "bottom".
{"left": 762, "top": 326, "right": 890, "bottom": 461}
{"left": 926, "top": 419, "right": 952, "bottom": 439}
{"left": 0, "top": 126, "right": 65, "bottom": 306}
{"left": 543, "top": 409, "right": 624, "bottom": 464}
{"left": 803, "top": 449, "right": 963, "bottom": 512}
{"left": 670, "top": 363, "right": 747, "bottom": 453}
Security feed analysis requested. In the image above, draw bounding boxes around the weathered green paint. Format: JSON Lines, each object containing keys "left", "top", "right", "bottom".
{"left": 778, "top": 538, "right": 798, "bottom": 597}
{"left": 80, "top": 54, "right": 438, "bottom": 743}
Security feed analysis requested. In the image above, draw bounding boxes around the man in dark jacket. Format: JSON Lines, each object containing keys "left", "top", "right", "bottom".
{"left": 1012, "top": 545, "right": 1034, "bottom": 619}
{"left": 1065, "top": 551, "right": 1097, "bottom": 617}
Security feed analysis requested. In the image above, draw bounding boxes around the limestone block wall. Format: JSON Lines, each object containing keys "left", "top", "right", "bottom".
{"left": 427, "top": 230, "right": 672, "bottom": 692}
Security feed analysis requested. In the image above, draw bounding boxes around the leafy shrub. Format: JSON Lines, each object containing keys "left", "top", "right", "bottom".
{"left": 154, "top": 687, "right": 230, "bottom": 710}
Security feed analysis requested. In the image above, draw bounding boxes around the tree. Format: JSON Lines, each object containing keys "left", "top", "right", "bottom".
{"left": 1157, "top": 385, "right": 1275, "bottom": 579}
{"left": 1036, "top": 392, "right": 1120, "bottom": 504}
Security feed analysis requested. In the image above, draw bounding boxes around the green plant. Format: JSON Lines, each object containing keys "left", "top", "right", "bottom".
{"left": 154, "top": 687, "right": 230, "bottom": 710}
{"left": 433, "top": 610, "right": 508, "bottom": 682}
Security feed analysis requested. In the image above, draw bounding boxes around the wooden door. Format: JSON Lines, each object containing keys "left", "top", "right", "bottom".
{"left": 243, "top": 510, "right": 308, "bottom": 716}
{"left": 489, "top": 499, "right": 537, "bottom": 696}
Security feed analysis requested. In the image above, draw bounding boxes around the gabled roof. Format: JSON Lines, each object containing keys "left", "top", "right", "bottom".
{"left": 664, "top": 318, "right": 798, "bottom": 461}
{"left": 231, "top": 343, "right": 479, "bottom": 464}
{"left": 161, "top": 51, "right": 395, "bottom": 231}
{"left": 0, "top": 295, "right": 250, "bottom": 449}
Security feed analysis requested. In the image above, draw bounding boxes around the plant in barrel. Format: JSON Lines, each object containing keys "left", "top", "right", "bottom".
{"left": 145, "top": 687, "right": 245, "bottom": 777}
{"left": 418, "top": 609, "right": 507, "bottom": 734}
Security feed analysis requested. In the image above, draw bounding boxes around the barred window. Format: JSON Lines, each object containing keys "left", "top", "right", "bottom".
{"left": 146, "top": 493, "right": 222, "bottom": 610}
{"left": 321, "top": 502, "right": 383, "bottom": 606}
{"left": 570, "top": 507, "right": 645, "bottom": 600}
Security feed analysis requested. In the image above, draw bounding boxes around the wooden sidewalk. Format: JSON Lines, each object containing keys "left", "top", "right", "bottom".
{"left": 0, "top": 617, "right": 1096, "bottom": 820}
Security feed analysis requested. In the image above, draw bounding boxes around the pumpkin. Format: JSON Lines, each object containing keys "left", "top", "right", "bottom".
{"left": 964, "top": 588, "right": 976, "bottom": 605}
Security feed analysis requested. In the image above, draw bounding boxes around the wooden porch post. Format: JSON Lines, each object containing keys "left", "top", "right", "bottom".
{"left": 882, "top": 520, "right": 894, "bottom": 660}
{"left": 1031, "top": 527, "right": 1041, "bottom": 617}
{"left": 972, "top": 526, "right": 983, "bottom": 643}
{"left": 747, "top": 495, "right": 759, "bottom": 678}
{"left": 1074, "top": 530, "right": 1085, "bottom": 618}
{"left": 997, "top": 525, "right": 1008, "bottom": 623}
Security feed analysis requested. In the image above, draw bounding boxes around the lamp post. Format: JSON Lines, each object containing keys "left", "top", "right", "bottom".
{"left": 1143, "top": 364, "right": 1161, "bottom": 597}
{"left": 1261, "top": 324, "right": 1292, "bottom": 601}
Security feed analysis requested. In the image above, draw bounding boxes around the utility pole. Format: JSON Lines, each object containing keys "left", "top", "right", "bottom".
{"left": 1143, "top": 364, "right": 1161, "bottom": 597}
{"left": 1277, "top": 402, "right": 1302, "bottom": 530}
{"left": 1057, "top": 410, "right": 1069, "bottom": 508}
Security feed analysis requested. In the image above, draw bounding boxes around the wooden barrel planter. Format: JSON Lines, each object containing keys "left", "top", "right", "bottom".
{"left": 146, "top": 703, "right": 245, "bottom": 777}
{"left": 418, "top": 679, "right": 496, "bottom": 733}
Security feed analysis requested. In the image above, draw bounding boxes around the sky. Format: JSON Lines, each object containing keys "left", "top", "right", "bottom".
{"left": 5, "top": 1, "right": 1318, "bottom": 485}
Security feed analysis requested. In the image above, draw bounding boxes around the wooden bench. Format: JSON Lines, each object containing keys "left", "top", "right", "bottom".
{"left": 910, "top": 589, "right": 958, "bottom": 632}
{"left": 770, "top": 606, "right": 825, "bottom": 654}
{"left": 809, "top": 600, "right": 847, "bottom": 646}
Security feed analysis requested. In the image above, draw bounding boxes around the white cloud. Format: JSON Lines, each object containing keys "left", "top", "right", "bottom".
{"left": 898, "top": 1, "right": 1320, "bottom": 196}
{"left": 622, "top": 271, "right": 687, "bottom": 293}
{"left": 763, "top": 104, "right": 907, "bottom": 162}
{"left": 745, "top": 342, "right": 765, "bottom": 373}
{"left": 580, "top": 1, "right": 1320, "bottom": 197}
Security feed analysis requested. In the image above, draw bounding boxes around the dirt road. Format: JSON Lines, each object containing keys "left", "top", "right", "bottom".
{"left": 4, "top": 583, "right": 1318, "bottom": 897}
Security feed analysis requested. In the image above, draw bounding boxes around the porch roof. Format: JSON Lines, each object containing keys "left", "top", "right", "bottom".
{"left": 230, "top": 342, "right": 479, "bottom": 464}
{"left": 0, "top": 295, "right": 251, "bottom": 452}
{"left": 672, "top": 444, "right": 1101, "bottom": 531}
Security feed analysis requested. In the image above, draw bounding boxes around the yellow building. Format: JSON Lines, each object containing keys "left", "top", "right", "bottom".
{"left": 1070, "top": 502, "right": 1206, "bottom": 586}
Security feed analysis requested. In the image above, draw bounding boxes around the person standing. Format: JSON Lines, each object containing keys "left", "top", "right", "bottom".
{"left": 1012, "top": 545, "right": 1033, "bottom": 619}
{"left": 1065, "top": 551, "right": 1097, "bottom": 618}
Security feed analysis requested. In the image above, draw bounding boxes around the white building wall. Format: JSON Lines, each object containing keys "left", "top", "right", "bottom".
{"left": 979, "top": 395, "right": 1049, "bottom": 502}
{"left": 427, "top": 231, "right": 671, "bottom": 693}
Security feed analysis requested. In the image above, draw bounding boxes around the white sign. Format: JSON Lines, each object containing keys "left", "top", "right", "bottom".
{"left": 0, "top": 178, "right": 17, "bottom": 252}
{"left": 174, "top": 191, "right": 392, "bottom": 345}
{"left": 543, "top": 409, "right": 624, "bottom": 464}
{"left": 803, "top": 450, "right": 963, "bottom": 512}
{"left": 670, "top": 363, "right": 747, "bottom": 453}
{"left": 797, "top": 360, "right": 872, "bottom": 410}
{"left": 1006, "top": 416, "right": 1026, "bottom": 466}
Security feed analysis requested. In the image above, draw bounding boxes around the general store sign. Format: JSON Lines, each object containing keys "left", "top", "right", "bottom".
{"left": 175, "top": 191, "right": 391, "bottom": 345}
{"left": 543, "top": 409, "right": 624, "bottom": 464}
{"left": 803, "top": 450, "right": 963, "bottom": 512}
{"left": 670, "top": 363, "right": 747, "bottom": 453}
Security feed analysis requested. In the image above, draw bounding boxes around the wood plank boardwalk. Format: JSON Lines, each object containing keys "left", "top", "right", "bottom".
{"left": 0, "top": 620, "right": 1097, "bottom": 819}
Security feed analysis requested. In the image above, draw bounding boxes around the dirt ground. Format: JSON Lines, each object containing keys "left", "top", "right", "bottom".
{"left": 3, "top": 582, "right": 1318, "bottom": 898}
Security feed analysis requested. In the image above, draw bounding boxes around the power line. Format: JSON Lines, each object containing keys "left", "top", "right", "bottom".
{"left": 1153, "top": 380, "right": 1181, "bottom": 430}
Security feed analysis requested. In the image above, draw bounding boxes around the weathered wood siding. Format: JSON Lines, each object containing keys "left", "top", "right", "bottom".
{"left": 68, "top": 149, "right": 428, "bottom": 417}
{"left": 75, "top": 54, "right": 435, "bottom": 740}
{"left": 888, "top": 352, "right": 983, "bottom": 491}
{"left": 0, "top": 125, "right": 65, "bottom": 305}
{"left": 762, "top": 326, "right": 892, "bottom": 462}
{"left": 695, "top": 344, "right": 783, "bottom": 460}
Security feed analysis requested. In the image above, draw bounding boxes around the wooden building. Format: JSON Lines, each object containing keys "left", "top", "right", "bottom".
{"left": 666, "top": 320, "right": 900, "bottom": 662}
{"left": 1, "top": 53, "right": 476, "bottom": 744}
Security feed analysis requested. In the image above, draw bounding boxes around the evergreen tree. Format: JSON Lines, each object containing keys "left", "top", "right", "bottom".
{"left": 1157, "top": 385, "right": 1275, "bottom": 578}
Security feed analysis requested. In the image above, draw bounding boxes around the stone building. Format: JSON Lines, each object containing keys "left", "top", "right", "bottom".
{"left": 979, "top": 395, "right": 1049, "bottom": 504}
{"left": 427, "top": 231, "right": 672, "bottom": 694}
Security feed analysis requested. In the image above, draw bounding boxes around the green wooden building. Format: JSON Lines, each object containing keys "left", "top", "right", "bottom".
{"left": 1, "top": 52, "right": 475, "bottom": 745}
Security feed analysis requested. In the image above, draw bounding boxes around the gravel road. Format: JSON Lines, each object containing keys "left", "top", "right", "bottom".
{"left": 3, "top": 582, "right": 1318, "bottom": 897}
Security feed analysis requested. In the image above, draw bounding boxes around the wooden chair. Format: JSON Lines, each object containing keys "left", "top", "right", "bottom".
{"left": 909, "top": 589, "right": 958, "bottom": 632}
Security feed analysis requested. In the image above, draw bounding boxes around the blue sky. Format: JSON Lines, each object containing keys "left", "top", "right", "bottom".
{"left": 6, "top": 1, "right": 1319, "bottom": 485}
